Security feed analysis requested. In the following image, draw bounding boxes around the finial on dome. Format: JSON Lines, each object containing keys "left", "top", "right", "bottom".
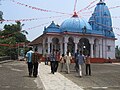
{"left": 97, "top": 0, "right": 105, "bottom": 5}
{"left": 72, "top": 12, "right": 78, "bottom": 17}
{"left": 100, "top": 0, "right": 104, "bottom": 2}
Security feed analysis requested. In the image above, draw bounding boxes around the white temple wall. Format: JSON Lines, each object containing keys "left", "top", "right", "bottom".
{"left": 39, "top": 34, "right": 115, "bottom": 59}
{"left": 38, "top": 44, "right": 43, "bottom": 54}
{"left": 106, "top": 39, "right": 115, "bottom": 59}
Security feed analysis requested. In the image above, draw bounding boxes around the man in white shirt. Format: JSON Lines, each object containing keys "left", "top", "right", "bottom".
{"left": 26, "top": 47, "right": 34, "bottom": 77}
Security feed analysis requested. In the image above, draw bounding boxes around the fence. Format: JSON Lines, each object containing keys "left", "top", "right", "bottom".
{"left": 0, "top": 56, "right": 11, "bottom": 61}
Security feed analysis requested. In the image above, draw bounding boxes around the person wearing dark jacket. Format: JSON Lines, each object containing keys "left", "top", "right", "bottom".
{"left": 50, "top": 50, "right": 56, "bottom": 74}
{"left": 77, "top": 51, "right": 84, "bottom": 77}
{"left": 32, "top": 48, "right": 40, "bottom": 77}
{"left": 74, "top": 49, "right": 79, "bottom": 72}
{"left": 85, "top": 54, "right": 91, "bottom": 76}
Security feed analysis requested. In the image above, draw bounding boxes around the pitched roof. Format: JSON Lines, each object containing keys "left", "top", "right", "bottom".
{"left": 29, "top": 34, "right": 43, "bottom": 45}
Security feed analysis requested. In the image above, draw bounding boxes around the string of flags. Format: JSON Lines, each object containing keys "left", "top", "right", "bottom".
{"left": 77, "top": 0, "right": 97, "bottom": 13}
{"left": 0, "top": 15, "right": 69, "bottom": 22}
{"left": 10, "top": 0, "right": 72, "bottom": 15}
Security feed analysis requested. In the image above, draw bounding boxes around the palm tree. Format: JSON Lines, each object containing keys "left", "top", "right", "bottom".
{"left": 0, "top": 11, "right": 4, "bottom": 23}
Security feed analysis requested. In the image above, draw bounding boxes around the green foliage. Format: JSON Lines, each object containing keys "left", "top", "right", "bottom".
{"left": 0, "top": 21, "right": 29, "bottom": 57}
{"left": 115, "top": 46, "right": 120, "bottom": 59}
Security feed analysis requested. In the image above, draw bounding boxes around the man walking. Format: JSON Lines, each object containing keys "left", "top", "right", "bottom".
{"left": 74, "top": 49, "right": 79, "bottom": 72}
{"left": 85, "top": 54, "right": 91, "bottom": 76}
{"left": 77, "top": 51, "right": 84, "bottom": 78}
{"left": 32, "top": 48, "right": 40, "bottom": 77}
{"left": 50, "top": 50, "right": 56, "bottom": 74}
{"left": 26, "top": 47, "right": 34, "bottom": 77}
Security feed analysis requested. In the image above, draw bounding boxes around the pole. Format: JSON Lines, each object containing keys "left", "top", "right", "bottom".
{"left": 18, "top": 43, "right": 19, "bottom": 60}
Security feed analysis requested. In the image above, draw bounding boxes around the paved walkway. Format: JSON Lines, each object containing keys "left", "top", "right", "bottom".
{"left": 38, "top": 62, "right": 83, "bottom": 90}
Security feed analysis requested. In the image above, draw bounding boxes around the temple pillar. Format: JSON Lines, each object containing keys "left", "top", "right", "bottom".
{"left": 59, "top": 39, "right": 63, "bottom": 55}
{"left": 42, "top": 39, "right": 45, "bottom": 56}
{"left": 64, "top": 36, "right": 68, "bottom": 55}
{"left": 47, "top": 37, "right": 52, "bottom": 54}
{"left": 47, "top": 42, "right": 50, "bottom": 54}
{"left": 90, "top": 44, "right": 94, "bottom": 58}
{"left": 90, "top": 39, "right": 94, "bottom": 58}
{"left": 74, "top": 38, "right": 79, "bottom": 52}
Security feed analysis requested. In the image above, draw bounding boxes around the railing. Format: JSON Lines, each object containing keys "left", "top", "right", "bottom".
{"left": 0, "top": 56, "right": 11, "bottom": 61}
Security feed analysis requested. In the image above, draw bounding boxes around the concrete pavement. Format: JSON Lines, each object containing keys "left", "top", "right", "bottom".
{"left": 38, "top": 62, "right": 120, "bottom": 90}
{"left": 38, "top": 62, "right": 83, "bottom": 90}
{"left": 1, "top": 60, "right": 120, "bottom": 90}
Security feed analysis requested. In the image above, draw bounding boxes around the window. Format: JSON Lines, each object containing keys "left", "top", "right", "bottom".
{"left": 107, "top": 46, "right": 111, "bottom": 51}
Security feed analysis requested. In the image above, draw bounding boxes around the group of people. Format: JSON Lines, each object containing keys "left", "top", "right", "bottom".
{"left": 59, "top": 49, "right": 91, "bottom": 77}
{"left": 74, "top": 49, "right": 91, "bottom": 77}
{"left": 44, "top": 49, "right": 91, "bottom": 77}
{"left": 25, "top": 47, "right": 40, "bottom": 77}
{"left": 25, "top": 47, "right": 91, "bottom": 78}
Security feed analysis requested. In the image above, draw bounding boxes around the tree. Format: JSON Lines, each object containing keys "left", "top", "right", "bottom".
{"left": 0, "top": 11, "right": 4, "bottom": 23}
{"left": 115, "top": 46, "right": 120, "bottom": 59}
{"left": 0, "top": 21, "right": 29, "bottom": 58}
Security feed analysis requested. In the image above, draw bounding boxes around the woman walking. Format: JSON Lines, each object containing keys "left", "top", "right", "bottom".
{"left": 59, "top": 54, "right": 65, "bottom": 72}
{"left": 64, "top": 51, "right": 72, "bottom": 74}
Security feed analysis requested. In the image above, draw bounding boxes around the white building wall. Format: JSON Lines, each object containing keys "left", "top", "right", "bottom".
{"left": 106, "top": 39, "right": 115, "bottom": 59}
{"left": 38, "top": 44, "right": 43, "bottom": 54}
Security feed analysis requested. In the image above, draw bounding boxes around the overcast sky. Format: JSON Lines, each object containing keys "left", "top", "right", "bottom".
{"left": 0, "top": 0, "right": 120, "bottom": 46}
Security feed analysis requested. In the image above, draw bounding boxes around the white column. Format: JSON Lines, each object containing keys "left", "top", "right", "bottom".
{"left": 75, "top": 43, "right": 78, "bottom": 52}
{"left": 64, "top": 36, "right": 68, "bottom": 55}
{"left": 64, "top": 42, "right": 67, "bottom": 55}
{"left": 60, "top": 42, "right": 63, "bottom": 55}
{"left": 48, "top": 42, "right": 50, "bottom": 54}
{"left": 100, "top": 44, "right": 102, "bottom": 58}
{"left": 74, "top": 37, "right": 79, "bottom": 53}
{"left": 89, "top": 38, "right": 94, "bottom": 58}
{"left": 90, "top": 43, "right": 94, "bottom": 58}
{"left": 43, "top": 39, "right": 45, "bottom": 56}
{"left": 47, "top": 37, "right": 52, "bottom": 54}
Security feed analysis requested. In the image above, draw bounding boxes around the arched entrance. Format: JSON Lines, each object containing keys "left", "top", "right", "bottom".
{"left": 52, "top": 38, "right": 60, "bottom": 51}
{"left": 78, "top": 38, "right": 90, "bottom": 55}
{"left": 67, "top": 37, "right": 75, "bottom": 55}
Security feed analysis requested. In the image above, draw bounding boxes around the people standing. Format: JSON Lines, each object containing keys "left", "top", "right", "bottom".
{"left": 77, "top": 51, "right": 84, "bottom": 78}
{"left": 26, "top": 47, "right": 34, "bottom": 77}
{"left": 32, "top": 48, "right": 40, "bottom": 77}
{"left": 74, "top": 49, "right": 79, "bottom": 72}
{"left": 54, "top": 50, "right": 60, "bottom": 72}
{"left": 50, "top": 50, "right": 56, "bottom": 74}
{"left": 85, "top": 54, "right": 91, "bottom": 76}
{"left": 45, "top": 50, "right": 49, "bottom": 65}
{"left": 64, "top": 51, "right": 72, "bottom": 74}
{"left": 59, "top": 54, "right": 65, "bottom": 72}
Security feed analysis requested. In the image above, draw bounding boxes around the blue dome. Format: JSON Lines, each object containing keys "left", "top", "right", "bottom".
{"left": 60, "top": 14, "right": 92, "bottom": 34}
{"left": 43, "top": 21, "right": 61, "bottom": 33}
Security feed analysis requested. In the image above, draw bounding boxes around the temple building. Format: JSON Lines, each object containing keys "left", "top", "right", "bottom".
{"left": 30, "top": 0, "right": 116, "bottom": 59}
